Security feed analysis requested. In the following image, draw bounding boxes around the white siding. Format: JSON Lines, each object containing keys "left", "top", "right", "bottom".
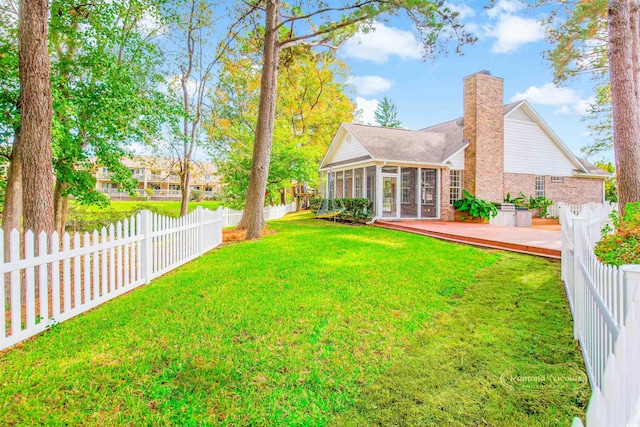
{"left": 504, "top": 117, "right": 577, "bottom": 176}
{"left": 330, "top": 132, "right": 370, "bottom": 164}
{"left": 507, "top": 108, "right": 534, "bottom": 123}
{"left": 446, "top": 149, "right": 465, "bottom": 170}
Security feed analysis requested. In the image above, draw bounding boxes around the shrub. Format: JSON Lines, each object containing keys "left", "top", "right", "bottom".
{"left": 145, "top": 187, "right": 155, "bottom": 196}
{"left": 129, "top": 191, "right": 141, "bottom": 200}
{"left": 312, "top": 198, "right": 372, "bottom": 222}
{"left": 190, "top": 189, "right": 204, "bottom": 201}
{"left": 453, "top": 190, "right": 498, "bottom": 219}
{"left": 595, "top": 202, "right": 640, "bottom": 266}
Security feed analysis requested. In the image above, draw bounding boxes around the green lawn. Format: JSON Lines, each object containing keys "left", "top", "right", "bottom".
{"left": 0, "top": 212, "right": 588, "bottom": 426}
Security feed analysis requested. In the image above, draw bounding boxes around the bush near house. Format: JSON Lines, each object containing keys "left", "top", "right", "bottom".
{"left": 453, "top": 190, "right": 498, "bottom": 220}
{"left": 310, "top": 198, "right": 372, "bottom": 222}
{"left": 595, "top": 203, "right": 640, "bottom": 266}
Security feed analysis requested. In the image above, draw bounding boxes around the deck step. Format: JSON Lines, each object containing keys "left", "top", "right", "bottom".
{"left": 375, "top": 221, "right": 561, "bottom": 259}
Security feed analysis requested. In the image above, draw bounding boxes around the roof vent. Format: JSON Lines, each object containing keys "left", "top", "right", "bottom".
{"left": 456, "top": 117, "right": 464, "bottom": 126}
{"left": 478, "top": 70, "right": 492, "bottom": 76}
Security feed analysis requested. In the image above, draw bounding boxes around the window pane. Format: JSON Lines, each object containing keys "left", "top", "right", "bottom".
{"left": 366, "top": 166, "right": 376, "bottom": 216}
{"left": 421, "top": 169, "right": 437, "bottom": 218}
{"left": 449, "top": 170, "right": 462, "bottom": 205}
{"left": 354, "top": 168, "right": 364, "bottom": 198}
{"left": 345, "top": 170, "right": 353, "bottom": 197}
{"left": 535, "top": 176, "right": 545, "bottom": 198}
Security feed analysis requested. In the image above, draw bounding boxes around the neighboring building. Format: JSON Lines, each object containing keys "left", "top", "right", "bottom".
{"left": 95, "top": 156, "right": 220, "bottom": 200}
{"left": 319, "top": 71, "right": 609, "bottom": 221}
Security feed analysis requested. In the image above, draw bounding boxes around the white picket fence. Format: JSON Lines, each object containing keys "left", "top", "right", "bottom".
{"left": 221, "top": 203, "right": 296, "bottom": 228}
{"left": 0, "top": 203, "right": 296, "bottom": 351}
{"left": 561, "top": 204, "right": 640, "bottom": 426}
{"left": 548, "top": 201, "right": 617, "bottom": 220}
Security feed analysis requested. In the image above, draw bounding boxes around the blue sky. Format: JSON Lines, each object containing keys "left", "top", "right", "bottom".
{"left": 335, "top": 0, "right": 607, "bottom": 161}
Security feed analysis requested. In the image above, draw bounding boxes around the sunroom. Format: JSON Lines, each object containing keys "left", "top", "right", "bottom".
{"left": 319, "top": 123, "right": 466, "bottom": 221}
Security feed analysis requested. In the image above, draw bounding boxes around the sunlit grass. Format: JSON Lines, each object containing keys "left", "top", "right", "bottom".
{"left": 0, "top": 212, "right": 587, "bottom": 425}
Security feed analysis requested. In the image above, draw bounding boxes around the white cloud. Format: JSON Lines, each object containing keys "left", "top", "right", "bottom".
{"left": 482, "top": 0, "right": 544, "bottom": 53}
{"left": 354, "top": 97, "right": 379, "bottom": 125}
{"left": 511, "top": 83, "right": 594, "bottom": 116}
{"left": 346, "top": 75, "right": 394, "bottom": 96}
{"left": 486, "top": 14, "right": 544, "bottom": 53}
{"left": 341, "top": 22, "right": 422, "bottom": 64}
{"left": 486, "top": 0, "right": 523, "bottom": 18}
{"left": 446, "top": 2, "right": 476, "bottom": 20}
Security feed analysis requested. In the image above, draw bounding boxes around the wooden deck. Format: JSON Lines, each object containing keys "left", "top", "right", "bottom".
{"left": 375, "top": 219, "right": 561, "bottom": 259}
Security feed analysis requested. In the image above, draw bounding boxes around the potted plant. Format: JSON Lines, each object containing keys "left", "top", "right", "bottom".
{"left": 453, "top": 190, "right": 498, "bottom": 223}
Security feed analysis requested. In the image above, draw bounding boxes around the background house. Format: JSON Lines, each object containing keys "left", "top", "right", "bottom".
{"left": 319, "top": 71, "right": 609, "bottom": 220}
{"left": 95, "top": 156, "right": 220, "bottom": 200}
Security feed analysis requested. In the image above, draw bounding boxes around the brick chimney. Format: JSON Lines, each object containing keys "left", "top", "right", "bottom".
{"left": 462, "top": 71, "right": 504, "bottom": 202}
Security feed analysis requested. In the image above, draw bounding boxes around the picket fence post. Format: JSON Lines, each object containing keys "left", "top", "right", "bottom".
{"left": 196, "top": 206, "right": 204, "bottom": 256}
{"left": 573, "top": 217, "right": 586, "bottom": 340}
{"left": 139, "top": 210, "right": 153, "bottom": 284}
{"left": 622, "top": 265, "right": 640, "bottom": 317}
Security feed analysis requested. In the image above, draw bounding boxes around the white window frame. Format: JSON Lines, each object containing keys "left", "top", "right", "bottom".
{"left": 401, "top": 170, "right": 412, "bottom": 204}
{"left": 535, "top": 176, "right": 545, "bottom": 198}
{"left": 550, "top": 176, "right": 564, "bottom": 183}
{"left": 449, "top": 170, "right": 462, "bottom": 205}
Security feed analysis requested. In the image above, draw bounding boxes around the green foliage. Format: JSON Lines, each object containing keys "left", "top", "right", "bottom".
{"left": 189, "top": 189, "right": 204, "bottom": 201}
{"left": 595, "top": 160, "right": 617, "bottom": 202}
{"left": 0, "top": 0, "right": 176, "bottom": 208}
{"left": 453, "top": 190, "right": 498, "bottom": 219}
{"left": 313, "top": 198, "right": 372, "bottom": 222}
{"left": 144, "top": 187, "right": 155, "bottom": 196}
{"left": 209, "top": 40, "right": 354, "bottom": 209}
{"left": 595, "top": 203, "right": 640, "bottom": 266}
{"left": 503, "top": 192, "right": 525, "bottom": 206}
{"left": 373, "top": 96, "right": 402, "bottom": 128}
{"left": 504, "top": 192, "right": 554, "bottom": 217}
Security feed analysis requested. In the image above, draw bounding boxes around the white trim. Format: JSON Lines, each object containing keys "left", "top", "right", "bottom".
{"left": 320, "top": 124, "right": 375, "bottom": 169}
{"left": 572, "top": 173, "right": 610, "bottom": 179}
{"left": 319, "top": 159, "right": 376, "bottom": 172}
{"left": 441, "top": 143, "right": 470, "bottom": 164}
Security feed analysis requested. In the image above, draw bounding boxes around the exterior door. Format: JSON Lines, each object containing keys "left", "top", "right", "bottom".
{"left": 382, "top": 176, "right": 397, "bottom": 218}
{"left": 421, "top": 169, "right": 438, "bottom": 218}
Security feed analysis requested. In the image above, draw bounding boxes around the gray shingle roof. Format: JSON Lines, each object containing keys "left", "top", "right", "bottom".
{"left": 577, "top": 158, "right": 611, "bottom": 176}
{"left": 343, "top": 123, "right": 449, "bottom": 164}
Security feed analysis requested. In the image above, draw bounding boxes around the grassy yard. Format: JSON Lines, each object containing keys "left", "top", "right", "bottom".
{"left": 0, "top": 212, "right": 588, "bottom": 426}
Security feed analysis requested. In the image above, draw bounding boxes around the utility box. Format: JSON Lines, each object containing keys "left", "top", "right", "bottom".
{"left": 516, "top": 209, "right": 532, "bottom": 227}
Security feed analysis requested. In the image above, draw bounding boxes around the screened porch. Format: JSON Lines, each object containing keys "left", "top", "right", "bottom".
{"left": 320, "top": 164, "right": 442, "bottom": 220}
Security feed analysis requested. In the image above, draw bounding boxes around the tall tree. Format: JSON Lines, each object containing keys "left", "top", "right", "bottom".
{"left": 1, "top": 0, "right": 172, "bottom": 236}
{"left": 209, "top": 39, "right": 354, "bottom": 208}
{"left": 374, "top": 96, "right": 402, "bottom": 128}
{"left": 608, "top": 0, "right": 640, "bottom": 216}
{"left": 236, "top": 0, "right": 474, "bottom": 239}
{"left": 18, "top": 0, "right": 54, "bottom": 234}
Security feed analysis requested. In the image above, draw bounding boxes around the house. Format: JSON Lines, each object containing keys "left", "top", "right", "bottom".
{"left": 95, "top": 156, "right": 220, "bottom": 200}
{"left": 319, "top": 71, "right": 609, "bottom": 221}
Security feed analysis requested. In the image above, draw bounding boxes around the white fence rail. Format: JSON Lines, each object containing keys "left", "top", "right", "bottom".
{"left": 221, "top": 203, "right": 296, "bottom": 228}
{"left": 561, "top": 205, "right": 640, "bottom": 426}
{"left": 1, "top": 203, "right": 296, "bottom": 351}
{"left": 548, "top": 201, "right": 617, "bottom": 221}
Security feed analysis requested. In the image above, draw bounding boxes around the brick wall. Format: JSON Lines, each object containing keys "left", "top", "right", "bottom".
{"left": 463, "top": 71, "right": 504, "bottom": 203}
{"left": 440, "top": 168, "right": 455, "bottom": 220}
{"left": 504, "top": 173, "right": 604, "bottom": 204}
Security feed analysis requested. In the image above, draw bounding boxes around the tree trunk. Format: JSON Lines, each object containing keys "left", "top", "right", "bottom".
{"left": 180, "top": 160, "right": 190, "bottom": 217}
{"left": 609, "top": 0, "right": 640, "bottom": 218}
{"left": 237, "top": 0, "right": 280, "bottom": 238}
{"left": 18, "top": 0, "right": 55, "bottom": 234}
{"left": 53, "top": 180, "right": 69, "bottom": 236}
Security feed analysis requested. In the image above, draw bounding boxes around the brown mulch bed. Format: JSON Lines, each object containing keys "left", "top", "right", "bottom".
{"left": 222, "top": 227, "right": 276, "bottom": 243}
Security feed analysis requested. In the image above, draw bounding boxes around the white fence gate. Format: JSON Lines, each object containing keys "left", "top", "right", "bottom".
{"left": 561, "top": 205, "right": 640, "bottom": 426}
{"left": 1, "top": 203, "right": 296, "bottom": 351}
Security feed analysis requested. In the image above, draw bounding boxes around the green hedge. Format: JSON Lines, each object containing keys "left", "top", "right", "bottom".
{"left": 310, "top": 198, "right": 373, "bottom": 222}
